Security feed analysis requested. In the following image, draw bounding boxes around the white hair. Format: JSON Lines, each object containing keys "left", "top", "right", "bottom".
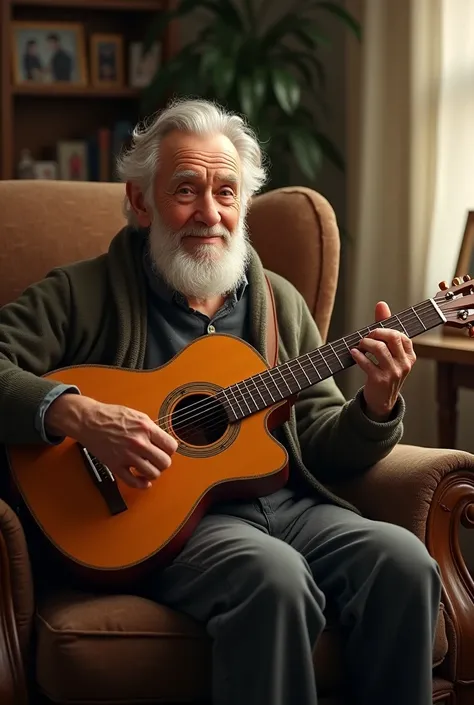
{"left": 116, "top": 98, "right": 268, "bottom": 227}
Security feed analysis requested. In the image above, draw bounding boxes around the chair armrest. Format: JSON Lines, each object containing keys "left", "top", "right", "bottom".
{"left": 331, "top": 443, "right": 474, "bottom": 685}
{"left": 0, "top": 498, "right": 33, "bottom": 705}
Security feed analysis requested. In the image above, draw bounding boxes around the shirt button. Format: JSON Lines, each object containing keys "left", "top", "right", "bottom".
{"left": 207, "top": 324, "right": 216, "bottom": 334}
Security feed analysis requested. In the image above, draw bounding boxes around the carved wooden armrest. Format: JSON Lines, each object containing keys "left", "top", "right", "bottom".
{"left": 0, "top": 497, "right": 34, "bottom": 705}
{"left": 331, "top": 443, "right": 474, "bottom": 686}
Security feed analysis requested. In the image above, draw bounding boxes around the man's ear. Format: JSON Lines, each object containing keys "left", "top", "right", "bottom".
{"left": 126, "top": 182, "right": 152, "bottom": 228}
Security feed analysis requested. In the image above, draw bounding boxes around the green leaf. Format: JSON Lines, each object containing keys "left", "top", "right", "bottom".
{"left": 296, "top": 51, "right": 326, "bottom": 88}
{"left": 263, "top": 12, "right": 304, "bottom": 49}
{"left": 274, "top": 50, "right": 313, "bottom": 88}
{"left": 288, "top": 129, "right": 323, "bottom": 180}
{"left": 299, "top": 23, "right": 331, "bottom": 48}
{"left": 252, "top": 66, "right": 267, "bottom": 112}
{"left": 314, "top": 131, "right": 345, "bottom": 170}
{"left": 238, "top": 76, "right": 255, "bottom": 120}
{"left": 313, "top": 1, "right": 362, "bottom": 41}
{"left": 175, "top": 0, "right": 244, "bottom": 28}
{"left": 271, "top": 67, "right": 301, "bottom": 115}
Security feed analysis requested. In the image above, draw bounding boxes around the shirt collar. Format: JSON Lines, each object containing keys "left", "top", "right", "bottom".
{"left": 142, "top": 240, "right": 248, "bottom": 307}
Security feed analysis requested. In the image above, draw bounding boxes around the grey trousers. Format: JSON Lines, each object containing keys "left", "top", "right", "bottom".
{"left": 149, "top": 485, "right": 442, "bottom": 705}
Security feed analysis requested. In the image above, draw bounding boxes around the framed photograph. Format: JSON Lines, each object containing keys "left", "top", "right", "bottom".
{"left": 57, "top": 141, "right": 88, "bottom": 181}
{"left": 11, "top": 21, "right": 87, "bottom": 86}
{"left": 454, "top": 211, "right": 474, "bottom": 280}
{"left": 90, "top": 34, "right": 124, "bottom": 88}
{"left": 34, "top": 161, "right": 58, "bottom": 180}
{"left": 443, "top": 211, "right": 474, "bottom": 337}
{"left": 129, "top": 41, "right": 160, "bottom": 88}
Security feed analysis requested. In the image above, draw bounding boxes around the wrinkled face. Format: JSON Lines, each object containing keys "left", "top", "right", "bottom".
{"left": 155, "top": 130, "right": 242, "bottom": 252}
{"left": 130, "top": 130, "right": 250, "bottom": 299}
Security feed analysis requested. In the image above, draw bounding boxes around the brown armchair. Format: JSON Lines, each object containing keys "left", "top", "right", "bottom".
{"left": 0, "top": 180, "right": 473, "bottom": 705}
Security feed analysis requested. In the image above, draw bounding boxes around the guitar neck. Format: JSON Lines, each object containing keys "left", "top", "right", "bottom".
{"left": 222, "top": 297, "right": 446, "bottom": 422}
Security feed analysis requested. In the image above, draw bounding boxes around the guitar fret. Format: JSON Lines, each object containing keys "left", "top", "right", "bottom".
{"left": 274, "top": 367, "right": 292, "bottom": 394}
{"left": 286, "top": 362, "right": 303, "bottom": 390}
{"left": 237, "top": 381, "right": 256, "bottom": 414}
{"left": 411, "top": 306, "right": 426, "bottom": 330}
{"left": 227, "top": 385, "right": 245, "bottom": 417}
{"left": 318, "top": 348, "right": 332, "bottom": 373}
{"left": 295, "top": 357, "right": 311, "bottom": 384}
{"left": 249, "top": 377, "right": 266, "bottom": 405}
{"left": 221, "top": 388, "right": 238, "bottom": 421}
{"left": 258, "top": 372, "right": 276, "bottom": 402}
{"left": 328, "top": 341, "right": 343, "bottom": 368}
{"left": 306, "top": 354, "right": 322, "bottom": 379}
{"left": 342, "top": 337, "right": 352, "bottom": 353}
{"left": 395, "top": 315, "right": 408, "bottom": 336}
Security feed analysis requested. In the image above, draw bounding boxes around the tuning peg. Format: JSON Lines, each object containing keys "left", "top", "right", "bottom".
{"left": 439, "top": 281, "right": 449, "bottom": 291}
{"left": 463, "top": 274, "right": 472, "bottom": 282}
{"left": 452, "top": 277, "right": 463, "bottom": 286}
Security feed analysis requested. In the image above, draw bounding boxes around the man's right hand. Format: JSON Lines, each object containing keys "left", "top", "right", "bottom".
{"left": 45, "top": 394, "right": 178, "bottom": 489}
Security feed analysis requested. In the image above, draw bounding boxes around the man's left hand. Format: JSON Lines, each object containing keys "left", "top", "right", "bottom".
{"left": 350, "top": 301, "right": 416, "bottom": 422}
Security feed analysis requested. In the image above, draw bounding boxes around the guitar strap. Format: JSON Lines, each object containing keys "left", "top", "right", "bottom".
{"left": 264, "top": 274, "right": 279, "bottom": 368}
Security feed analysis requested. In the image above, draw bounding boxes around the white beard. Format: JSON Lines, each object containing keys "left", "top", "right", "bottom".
{"left": 147, "top": 208, "right": 250, "bottom": 299}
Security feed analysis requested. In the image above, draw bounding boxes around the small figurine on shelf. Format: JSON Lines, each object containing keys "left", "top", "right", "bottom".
{"left": 17, "top": 149, "right": 35, "bottom": 179}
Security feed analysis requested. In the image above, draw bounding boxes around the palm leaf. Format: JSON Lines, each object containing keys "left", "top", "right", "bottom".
{"left": 271, "top": 68, "right": 301, "bottom": 115}
{"left": 288, "top": 128, "right": 323, "bottom": 180}
{"left": 313, "top": 1, "right": 361, "bottom": 41}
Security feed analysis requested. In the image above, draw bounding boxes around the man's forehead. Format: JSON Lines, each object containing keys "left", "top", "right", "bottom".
{"left": 160, "top": 131, "right": 240, "bottom": 171}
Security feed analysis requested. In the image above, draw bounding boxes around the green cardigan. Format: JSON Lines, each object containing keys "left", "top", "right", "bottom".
{"left": 0, "top": 227, "right": 404, "bottom": 512}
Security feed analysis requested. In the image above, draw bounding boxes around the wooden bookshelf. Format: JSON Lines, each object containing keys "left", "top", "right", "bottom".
{"left": 0, "top": 0, "right": 177, "bottom": 180}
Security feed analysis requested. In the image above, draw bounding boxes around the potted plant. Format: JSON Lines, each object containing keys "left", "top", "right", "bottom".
{"left": 141, "top": 0, "right": 361, "bottom": 188}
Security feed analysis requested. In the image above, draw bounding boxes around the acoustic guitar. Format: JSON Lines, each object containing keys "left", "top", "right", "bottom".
{"left": 6, "top": 276, "right": 474, "bottom": 586}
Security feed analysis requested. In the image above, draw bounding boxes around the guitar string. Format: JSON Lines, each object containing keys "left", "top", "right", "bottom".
{"left": 160, "top": 303, "right": 440, "bottom": 433}
{"left": 163, "top": 305, "right": 442, "bottom": 438}
{"left": 154, "top": 303, "right": 442, "bottom": 434}
{"left": 172, "top": 312, "right": 446, "bottom": 440}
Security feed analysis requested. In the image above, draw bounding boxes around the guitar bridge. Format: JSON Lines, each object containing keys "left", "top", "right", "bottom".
{"left": 79, "top": 445, "right": 128, "bottom": 516}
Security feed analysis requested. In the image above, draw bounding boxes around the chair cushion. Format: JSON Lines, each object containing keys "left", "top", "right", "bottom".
{"left": 35, "top": 589, "right": 449, "bottom": 704}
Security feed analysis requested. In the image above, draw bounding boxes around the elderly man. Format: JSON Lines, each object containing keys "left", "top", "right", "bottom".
{"left": 0, "top": 98, "right": 440, "bottom": 705}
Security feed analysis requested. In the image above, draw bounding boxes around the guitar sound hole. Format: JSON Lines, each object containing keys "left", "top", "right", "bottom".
{"left": 171, "top": 393, "right": 228, "bottom": 446}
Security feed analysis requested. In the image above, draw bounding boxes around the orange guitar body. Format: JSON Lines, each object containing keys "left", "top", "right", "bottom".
{"left": 7, "top": 334, "right": 290, "bottom": 586}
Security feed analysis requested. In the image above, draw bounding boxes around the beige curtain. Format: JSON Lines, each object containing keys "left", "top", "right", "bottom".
{"left": 344, "top": 0, "right": 442, "bottom": 445}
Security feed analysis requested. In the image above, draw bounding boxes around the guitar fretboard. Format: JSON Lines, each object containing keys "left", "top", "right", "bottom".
{"left": 220, "top": 298, "right": 445, "bottom": 421}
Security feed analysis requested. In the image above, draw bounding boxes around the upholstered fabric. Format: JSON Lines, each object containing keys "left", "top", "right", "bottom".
{"left": 35, "top": 589, "right": 448, "bottom": 704}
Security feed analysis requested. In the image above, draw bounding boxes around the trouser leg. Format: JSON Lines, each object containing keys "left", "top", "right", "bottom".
{"left": 281, "top": 501, "right": 442, "bottom": 705}
{"left": 150, "top": 510, "right": 326, "bottom": 705}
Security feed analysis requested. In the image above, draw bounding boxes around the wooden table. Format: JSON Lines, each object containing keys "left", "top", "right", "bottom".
{"left": 413, "top": 331, "right": 474, "bottom": 448}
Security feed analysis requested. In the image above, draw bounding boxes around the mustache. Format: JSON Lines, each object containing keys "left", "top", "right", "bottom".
{"left": 177, "top": 225, "right": 231, "bottom": 239}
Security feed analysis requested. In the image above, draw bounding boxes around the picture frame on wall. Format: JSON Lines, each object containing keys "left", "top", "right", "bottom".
{"left": 129, "top": 41, "right": 160, "bottom": 88}
{"left": 454, "top": 211, "right": 474, "bottom": 280}
{"left": 57, "top": 141, "right": 89, "bottom": 181}
{"left": 11, "top": 21, "right": 87, "bottom": 86}
{"left": 443, "top": 210, "right": 474, "bottom": 337}
{"left": 90, "top": 34, "right": 124, "bottom": 88}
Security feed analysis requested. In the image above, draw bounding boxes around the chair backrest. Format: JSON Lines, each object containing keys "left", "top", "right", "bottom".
{"left": 0, "top": 181, "right": 340, "bottom": 342}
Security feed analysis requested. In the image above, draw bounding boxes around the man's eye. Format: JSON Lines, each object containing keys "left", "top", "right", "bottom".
{"left": 220, "top": 189, "right": 234, "bottom": 197}
{"left": 177, "top": 187, "right": 193, "bottom": 195}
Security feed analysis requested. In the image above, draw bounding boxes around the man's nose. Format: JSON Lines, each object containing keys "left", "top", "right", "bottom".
{"left": 194, "top": 193, "right": 221, "bottom": 227}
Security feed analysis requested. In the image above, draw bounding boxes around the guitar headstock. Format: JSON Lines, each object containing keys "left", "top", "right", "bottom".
{"left": 434, "top": 275, "right": 474, "bottom": 336}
